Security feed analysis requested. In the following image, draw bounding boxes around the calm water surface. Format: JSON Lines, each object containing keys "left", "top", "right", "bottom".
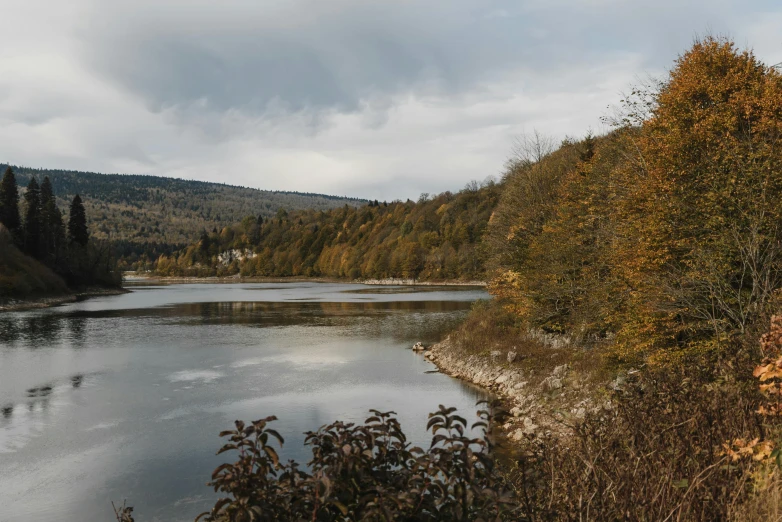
{"left": 0, "top": 283, "right": 488, "bottom": 522}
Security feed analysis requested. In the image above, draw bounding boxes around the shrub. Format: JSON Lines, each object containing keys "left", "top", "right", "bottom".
{"left": 197, "top": 403, "right": 520, "bottom": 521}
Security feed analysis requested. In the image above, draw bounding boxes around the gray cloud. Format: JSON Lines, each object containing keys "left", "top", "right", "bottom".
{"left": 0, "top": 0, "right": 780, "bottom": 200}
{"left": 81, "top": 0, "right": 764, "bottom": 116}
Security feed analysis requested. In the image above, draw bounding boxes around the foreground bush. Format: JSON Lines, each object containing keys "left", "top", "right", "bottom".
{"left": 198, "top": 403, "right": 519, "bottom": 521}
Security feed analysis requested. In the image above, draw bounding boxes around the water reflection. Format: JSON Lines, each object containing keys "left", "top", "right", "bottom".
{"left": 68, "top": 317, "right": 87, "bottom": 346}
{"left": 0, "top": 283, "right": 489, "bottom": 522}
{"left": 24, "top": 315, "right": 63, "bottom": 345}
{"left": 0, "top": 315, "right": 66, "bottom": 345}
{"left": 0, "top": 317, "right": 21, "bottom": 344}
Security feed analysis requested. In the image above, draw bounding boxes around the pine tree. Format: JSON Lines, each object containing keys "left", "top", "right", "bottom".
{"left": 39, "top": 176, "right": 64, "bottom": 263}
{"left": 198, "top": 229, "right": 211, "bottom": 261}
{"left": 68, "top": 194, "right": 89, "bottom": 247}
{"left": 0, "top": 166, "right": 21, "bottom": 241}
{"left": 23, "top": 177, "right": 41, "bottom": 257}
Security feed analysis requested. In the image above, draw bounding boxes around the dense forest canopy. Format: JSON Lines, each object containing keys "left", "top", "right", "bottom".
{"left": 154, "top": 179, "right": 500, "bottom": 281}
{"left": 5, "top": 166, "right": 366, "bottom": 269}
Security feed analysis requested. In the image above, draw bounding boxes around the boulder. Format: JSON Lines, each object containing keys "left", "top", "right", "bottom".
{"left": 507, "top": 350, "right": 518, "bottom": 363}
{"left": 552, "top": 364, "right": 569, "bottom": 378}
{"left": 412, "top": 342, "right": 426, "bottom": 352}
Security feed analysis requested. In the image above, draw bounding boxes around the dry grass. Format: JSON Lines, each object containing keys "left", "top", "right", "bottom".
{"left": 448, "top": 299, "right": 782, "bottom": 520}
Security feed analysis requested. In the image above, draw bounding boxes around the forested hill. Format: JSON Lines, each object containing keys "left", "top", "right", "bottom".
{"left": 5, "top": 165, "right": 365, "bottom": 268}
{"left": 153, "top": 180, "right": 501, "bottom": 281}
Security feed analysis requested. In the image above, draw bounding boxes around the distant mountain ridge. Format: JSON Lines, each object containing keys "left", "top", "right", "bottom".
{"left": 4, "top": 164, "right": 366, "bottom": 269}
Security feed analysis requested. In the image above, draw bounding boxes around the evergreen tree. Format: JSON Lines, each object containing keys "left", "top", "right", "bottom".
{"left": 68, "top": 194, "right": 89, "bottom": 247}
{"left": 0, "top": 166, "right": 21, "bottom": 240}
{"left": 39, "top": 176, "right": 64, "bottom": 262}
{"left": 23, "top": 177, "right": 41, "bottom": 257}
{"left": 198, "top": 229, "right": 211, "bottom": 262}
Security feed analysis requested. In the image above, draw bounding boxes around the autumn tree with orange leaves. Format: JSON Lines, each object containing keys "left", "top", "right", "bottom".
{"left": 612, "top": 37, "right": 782, "bottom": 364}
{"left": 487, "top": 36, "right": 782, "bottom": 366}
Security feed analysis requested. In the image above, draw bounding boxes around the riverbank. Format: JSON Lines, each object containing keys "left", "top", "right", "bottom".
{"left": 0, "top": 287, "right": 128, "bottom": 312}
{"left": 124, "top": 272, "right": 487, "bottom": 286}
{"left": 418, "top": 335, "right": 611, "bottom": 443}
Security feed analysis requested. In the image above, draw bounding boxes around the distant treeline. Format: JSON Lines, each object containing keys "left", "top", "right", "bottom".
{"left": 5, "top": 166, "right": 367, "bottom": 270}
{"left": 0, "top": 167, "right": 120, "bottom": 299}
{"left": 153, "top": 180, "right": 500, "bottom": 281}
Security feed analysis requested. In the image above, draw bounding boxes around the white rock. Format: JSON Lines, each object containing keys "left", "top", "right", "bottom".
{"left": 511, "top": 429, "right": 526, "bottom": 442}
{"left": 542, "top": 376, "right": 563, "bottom": 391}
{"left": 507, "top": 351, "right": 518, "bottom": 363}
{"left": 552, "top": 364, "right": 569, "bottom": 378}
{"left": 522, "top": 417, "right": 538, "bottom": 434}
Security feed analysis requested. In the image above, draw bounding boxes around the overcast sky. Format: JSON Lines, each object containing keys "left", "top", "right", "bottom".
{"left": 1, "top": 1, "right": 780, "bottom": 200}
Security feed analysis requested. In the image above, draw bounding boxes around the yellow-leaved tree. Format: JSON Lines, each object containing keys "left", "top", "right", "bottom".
{"left": 612, "top": 36, "right": 782, "bottom": 364}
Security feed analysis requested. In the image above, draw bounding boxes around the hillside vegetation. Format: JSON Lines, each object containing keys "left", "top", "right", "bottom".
{"left": 487, "top": 37, "right": 782, "bottom": 367}
{"left": 7, "top": 167, "right": 365, "bottom": 269}
{"left": 0, "top": 225, "right": 69, "bottom": 300}
{"left": 0, "top": 169, "right": 121, "bottom": 302}
{"left": 153, "top": 180, "right": 500, "bottom": 281}
{"left": 437, "top": 36, "right": 782, "bottom": 520}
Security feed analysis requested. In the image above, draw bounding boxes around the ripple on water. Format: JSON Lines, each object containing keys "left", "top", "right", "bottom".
{"left": 167, "top": 370, "right": 224, "bottom": 383}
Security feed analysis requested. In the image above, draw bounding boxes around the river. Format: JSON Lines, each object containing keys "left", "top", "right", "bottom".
{"left": 0, "top": 282, "right": 488, "bottom": 522}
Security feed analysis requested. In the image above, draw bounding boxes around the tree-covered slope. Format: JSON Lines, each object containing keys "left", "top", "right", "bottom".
{"left": 6, "top": 166, "right": 366, "bottom": 268}
{"left": 485, "top": 37, "right": 782, "bottom": 366}
{"left": 0, "top": 224, "right": 69, "bottom": 301}
{"left": 154, "top": 180, "right": 501, "bottom": 281}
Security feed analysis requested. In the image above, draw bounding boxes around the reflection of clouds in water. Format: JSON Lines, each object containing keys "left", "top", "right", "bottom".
{"left": 0, "top": 442, "right": 117, "bottom": 520}
{"left": 0, "top": 283, "right": 488, "bottom": 520}
{"left": 168, "top": 370, "right": 224, "bottom": 383}
{"left": 0, "top": 408, "right": 47, "bottom": 454}
{"left": 174, "top": 495, "right": 206, "bottom": 507}
{"left": 159, "top": 407, "right": 195, "bottom": 421}
{"left": 230, "top": 358, "right": 263, "bottom": 368}
{"left": 85, "top": 420, "right": 122, "bottom": 431}
{"left": 263, "top": 351, "right": 350, "bottom": 368}
{"left": 230, "top": 349, "right": 352, "bottom": 371}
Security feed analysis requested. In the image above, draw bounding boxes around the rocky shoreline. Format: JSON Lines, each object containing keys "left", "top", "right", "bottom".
{"left": 417, "top": 337, "right": 605, "bottom": 442}
{"left": 0, "top": 287, "right": 128, "bottom": 312}
{"left": 360, "top": 278, "right": 487, "bottom": 287}
{"left": 124, "top": 272, "right": 487, "bottom": 287}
